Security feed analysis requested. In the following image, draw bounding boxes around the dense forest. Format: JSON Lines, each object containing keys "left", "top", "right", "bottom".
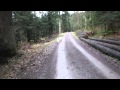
{"left": 12, "top": 11, "right": 71, "bottom": 44}
{"left": 0, "top": 11, "right": 71, "bottom": 57}
{"left": 70, "top": 11, "right": 120, "bottom": 36}
{"left": 0, "top": 11, "right": 120, "bottom": 57}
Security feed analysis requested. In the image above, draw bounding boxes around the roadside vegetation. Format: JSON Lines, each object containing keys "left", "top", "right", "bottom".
{"left": 70, "top": 11, "right": 120, "bottom": 38}
{"left": 70, "top": 11, "right": 120, "bottom": 60}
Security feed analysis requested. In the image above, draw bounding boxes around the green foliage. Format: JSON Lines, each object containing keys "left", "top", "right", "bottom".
{"left": 85, "top": 11, "right": 120, "bottom": 31}
{"left": 69, "top": 11, "right": 120, "bottom": 36}
{"left": 70, "top": 12, "right": 85, "bottom": 31}
{"left": 13, "top": 11, "right": 35, "bottom": 42}
{"left": 62, "top": 11, "right": 72, "bottom": 32}
{"left": 48, "top": 11, "right": 59, "bottom": 36}
{"left": 101, "top": 30, "right": 115, "bottom": 36}
{"left": 12, "top": 11, "right": 60, "bottom": 46}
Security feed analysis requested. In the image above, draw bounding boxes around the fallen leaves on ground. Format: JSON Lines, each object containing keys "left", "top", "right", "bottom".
{"left": 0, "top": 36, "right": 58, "bottom": 79}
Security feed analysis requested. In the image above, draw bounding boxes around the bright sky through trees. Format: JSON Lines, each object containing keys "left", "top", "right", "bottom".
{"left": 35, "top": 11, "right": 85, "bottom": 17}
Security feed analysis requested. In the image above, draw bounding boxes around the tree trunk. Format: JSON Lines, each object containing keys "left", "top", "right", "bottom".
{"left": 88, "top": 39, "right": 120, "bottom": 52}
{"left": 106, "top": 38, "right": 120, "bottom": 41}
{"left": 89, "top": 37, "right": 120, "bottom": 45}
{"left": 0, "top": 11, "right": 16, "bottom": 57}
{"left": 79, "top": 37, "right": 120, "bottom": 60}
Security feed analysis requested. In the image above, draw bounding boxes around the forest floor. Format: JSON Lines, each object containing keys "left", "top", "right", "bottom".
{"left": 0, "top": 33, "right": 64, "bottom": 79}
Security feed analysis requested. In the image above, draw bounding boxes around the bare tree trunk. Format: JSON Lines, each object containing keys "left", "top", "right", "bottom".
{"left": 0, "top": 11, "right": 16, "bottom": 57}
{"left": 59, "top": 11, "right": 61, "bottom": 34}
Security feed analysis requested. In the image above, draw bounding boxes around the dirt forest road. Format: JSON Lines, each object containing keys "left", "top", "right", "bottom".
{"left": 16, "top": 32, "right": 120, "bottom": 79}
{"left": 36, "top": 32, "right": 120, "bottom": 79}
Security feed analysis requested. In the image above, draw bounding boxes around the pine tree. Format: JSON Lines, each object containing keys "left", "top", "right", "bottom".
{"left": 62, "top": 11, "right": 71, "bottom": 32}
